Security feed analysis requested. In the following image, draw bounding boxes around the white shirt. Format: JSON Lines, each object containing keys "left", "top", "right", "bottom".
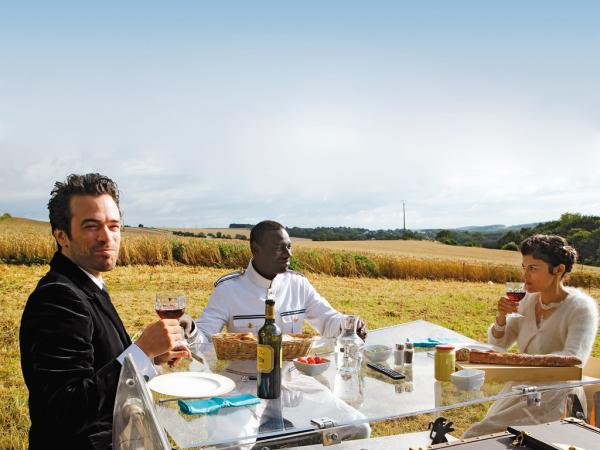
{"left": 79, "top": 266, "right": 105, "bottom": 290}
{"left": 78, "top": 265, "right": 157, "bottom": 378}
{"left": 463, "top": 287, "right": 599, "bottom": 438}
{"left": 191, "top": 260, "right": 344, "bottom": 343}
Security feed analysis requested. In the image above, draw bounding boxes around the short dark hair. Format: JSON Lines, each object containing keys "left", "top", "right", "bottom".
{"left": 48, "top": 173, "right": 121, "bottom": 239}
{"left": 250, "top": 220, "right": 284, "bottom": 246}
{"left": 520, "top": 234, "right": 577, "bottom": 274}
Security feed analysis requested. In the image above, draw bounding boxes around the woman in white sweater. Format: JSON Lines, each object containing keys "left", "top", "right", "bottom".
{"left": 464, "top": 234, "right": 599, "bottom": 438}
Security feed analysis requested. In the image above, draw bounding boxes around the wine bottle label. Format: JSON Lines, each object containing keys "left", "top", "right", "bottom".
{"left": 257, "top": 344, "right": 274, "bottom": 373}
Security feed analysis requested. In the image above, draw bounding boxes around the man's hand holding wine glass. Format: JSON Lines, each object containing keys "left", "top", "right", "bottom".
{"left": 135, "top": 319, "right": 188, "bottom": 356}
{"left": 136, "top": 293, "right": 192, "bottom": 367}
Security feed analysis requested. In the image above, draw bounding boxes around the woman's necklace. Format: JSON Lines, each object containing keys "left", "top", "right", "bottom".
{"left": 538, "top": 296, "right": 565, "bottom": 311}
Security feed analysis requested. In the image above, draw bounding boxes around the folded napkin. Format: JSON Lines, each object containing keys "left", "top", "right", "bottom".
{"left": 178, "top": 393, "right": 260, "bottom": 415}
{"left": 411, "top": 337, "right": 447, "bottom": 348}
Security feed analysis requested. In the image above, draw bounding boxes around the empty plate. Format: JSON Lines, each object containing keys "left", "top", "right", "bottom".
{"left": 148, "top": 372, "right": 236, "bottom": 398}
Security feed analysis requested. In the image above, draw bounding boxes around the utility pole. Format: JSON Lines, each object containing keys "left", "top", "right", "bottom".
{"left": 402, "top": 200, "right": 406, "bottom": 233}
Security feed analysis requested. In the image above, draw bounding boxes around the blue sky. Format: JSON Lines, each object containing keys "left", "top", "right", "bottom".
{"left": 1, "top": 1, "right": 599, "bottom": 229}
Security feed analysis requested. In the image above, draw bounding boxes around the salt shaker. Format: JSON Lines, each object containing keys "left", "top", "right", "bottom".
{"left": 394, "top": 343, "right": 405, "bottom": 366}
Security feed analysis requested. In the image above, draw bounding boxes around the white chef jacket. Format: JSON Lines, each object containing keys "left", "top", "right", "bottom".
{"left": 190, "top": 260, "right": 343, "bottom": 344}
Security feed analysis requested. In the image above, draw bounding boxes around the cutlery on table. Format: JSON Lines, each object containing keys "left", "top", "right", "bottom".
{"left": 224, "top": 368, "right": 257, "bottom": 381}
{"left": 190, "top": 352, "right": 205, "bottom": 364}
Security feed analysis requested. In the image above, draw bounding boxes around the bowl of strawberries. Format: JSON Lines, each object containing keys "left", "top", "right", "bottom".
{"left": 293, "top": 356, "right": 331, "bottom": 376}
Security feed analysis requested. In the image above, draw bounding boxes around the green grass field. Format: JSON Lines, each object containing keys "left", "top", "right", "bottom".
{"left": 3, "top": 262, "right": 600, "bottom": 448}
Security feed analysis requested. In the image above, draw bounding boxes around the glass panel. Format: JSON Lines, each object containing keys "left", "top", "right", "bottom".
{"left": 113, "top": 354, "right": 171, "bottom": 450}
{"left": 150, "top": 320, "right": 600, "bottom": 448}
{"left": 462, "top": 386, "right": 578, "bottom": 439}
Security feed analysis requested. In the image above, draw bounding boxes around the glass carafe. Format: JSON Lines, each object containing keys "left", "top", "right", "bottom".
{"left": 335, "top": 315, "right": 364, "bottom": 373}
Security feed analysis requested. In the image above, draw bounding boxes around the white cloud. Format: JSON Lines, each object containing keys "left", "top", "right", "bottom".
{"left": 2, "top": 3, "right": 599, "bottom": 229}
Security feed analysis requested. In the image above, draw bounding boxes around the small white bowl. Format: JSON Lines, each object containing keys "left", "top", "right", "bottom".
{"left": 364, "top": 344, "right": 392, "bottom": 363}
{"left": 451, "top": 369, "right": 485, "bottom": 391}
{"left": 293, "top": 357, "right": 331, "bottom": 376}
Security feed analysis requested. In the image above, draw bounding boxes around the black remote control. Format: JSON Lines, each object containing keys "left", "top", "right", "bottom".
{"left": 367, "top": 362, "right": 405, "bottom": 380}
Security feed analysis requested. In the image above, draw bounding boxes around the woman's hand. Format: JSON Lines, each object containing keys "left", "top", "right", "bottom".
{"left": 496, "top": 296, "right": 518, "bottom": 325}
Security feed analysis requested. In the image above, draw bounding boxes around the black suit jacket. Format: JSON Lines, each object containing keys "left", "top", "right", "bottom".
{"left": 20, "top": 251, "right": 132, "bottom": 450}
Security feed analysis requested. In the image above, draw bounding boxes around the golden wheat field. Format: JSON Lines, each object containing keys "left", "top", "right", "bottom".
{"left": 3, "top": 261, "right": 599, "bottom": 449}
{"left": 167, "top": 226, "right": 600, "bottom": 272}
{"left": 2, "top": 217, "right": 600, "bottom": 448}
{"left": 2, "top": 217, "right": 600, "bottom": 287}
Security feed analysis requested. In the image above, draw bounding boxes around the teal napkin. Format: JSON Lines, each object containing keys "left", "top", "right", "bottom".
{"left": 178, "top": 393, "right": 260, "bottom": 415}
{"left": 411, "top": 337, "right": 447, "bottom": 347}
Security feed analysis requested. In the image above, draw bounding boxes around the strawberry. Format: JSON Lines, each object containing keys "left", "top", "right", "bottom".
{"left": 297, "top": 357, "right": 307, "bottom": 363}
{"left": 306, "top": 357, "right": 315, "bottom": 364}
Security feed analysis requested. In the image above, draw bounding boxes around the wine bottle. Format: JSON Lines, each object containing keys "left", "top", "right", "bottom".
{"left": 257, "top": 289, "right": 282, "bottom": 399}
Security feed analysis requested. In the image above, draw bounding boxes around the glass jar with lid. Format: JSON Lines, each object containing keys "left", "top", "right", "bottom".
{"left": 434, "top": 344, "right": 455, "bottom": 381}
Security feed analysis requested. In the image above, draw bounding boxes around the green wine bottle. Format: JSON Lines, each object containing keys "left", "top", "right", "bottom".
{"left": 257, "top": 289, "right": 282, "bottom": 399}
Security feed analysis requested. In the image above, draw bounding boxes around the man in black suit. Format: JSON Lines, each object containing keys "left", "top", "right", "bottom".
{"left": 20, "top": 173, "right": 190, "bottom": 449}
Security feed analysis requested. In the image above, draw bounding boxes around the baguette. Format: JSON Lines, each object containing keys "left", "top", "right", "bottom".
{"left": 468, "top": 350, "right": 581, "bottom": 367}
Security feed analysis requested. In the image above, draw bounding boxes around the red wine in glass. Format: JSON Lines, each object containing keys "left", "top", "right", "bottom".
{"left": 506, "top": 291, "right": 526, "bottom": 303}
{"left": 155, "top": 293, "right": 186, "bottom": 320}
{"left": 505, "top": 282, "right": 525, "bottom": 318}
{"left": 156, "top": 305, "right": 186, "bottom": 320}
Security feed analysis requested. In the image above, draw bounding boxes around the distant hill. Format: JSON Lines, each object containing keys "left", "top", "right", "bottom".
{"left": 0, "top": 216, "right": 50, "bottom": 229}
{"left": 453, "top": 222, "right": 540, "bottom": 233}
{"left": 420, "top": 223, "right": 540, "bottom": 234}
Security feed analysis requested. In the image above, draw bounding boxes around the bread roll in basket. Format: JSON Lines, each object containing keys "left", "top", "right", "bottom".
{"left": 212, "top": 332, "right": 314, "bottom": 360}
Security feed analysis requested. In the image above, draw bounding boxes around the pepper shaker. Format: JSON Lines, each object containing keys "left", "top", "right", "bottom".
{"left": 404, "top": 340, "right": 414, "bottom": 366}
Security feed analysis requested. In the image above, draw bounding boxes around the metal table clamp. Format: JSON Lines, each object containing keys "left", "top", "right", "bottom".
{"left": 514, "top": 385, "right": 541, "bottom": 407}
{"left": 311, "top": 417, "right": 342, "bottom": 446}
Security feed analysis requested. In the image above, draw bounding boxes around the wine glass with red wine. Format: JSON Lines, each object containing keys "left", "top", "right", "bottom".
{"left": 155, "top": 293, "right": 186, "bottom": 320}
{"left": 505, "top": 282, "right": 525, "bottom": 318}
{"left": 155, "top": 293, "right": 189, "bottom": 358}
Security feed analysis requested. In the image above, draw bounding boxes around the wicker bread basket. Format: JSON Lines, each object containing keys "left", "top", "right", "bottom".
{"left": 212, "top": 332, "right": 314, "bottom": 360}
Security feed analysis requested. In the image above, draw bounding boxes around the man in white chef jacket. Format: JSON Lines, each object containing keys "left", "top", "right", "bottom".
{"left": 180, "top": 220, "right": 372, "bottom": 447}
{"left": 181, "top": 220, "right": 367, "bottom": 343}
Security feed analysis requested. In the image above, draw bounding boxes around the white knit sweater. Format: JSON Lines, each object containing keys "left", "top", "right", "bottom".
{"left": 463, "top": 287, "right": 599, "bottom": 439}
{"left": 488, "top": 286, "right": 598, "bottom": 362}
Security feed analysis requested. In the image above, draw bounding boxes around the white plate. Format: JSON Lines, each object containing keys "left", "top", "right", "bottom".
{"left": 148, "top": 372, "right": 236, "bottom": 398}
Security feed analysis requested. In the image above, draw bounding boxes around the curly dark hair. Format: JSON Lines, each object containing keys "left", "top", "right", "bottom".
{"left": 48, "top": 173, "right": 121, "bottom": 240}
{"left": 519, "top": 234, "right": 577, "bottom": 275}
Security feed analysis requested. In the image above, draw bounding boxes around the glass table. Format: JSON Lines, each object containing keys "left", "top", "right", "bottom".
{"left": 114, "top": 320, "right": 600, "bottom": 449}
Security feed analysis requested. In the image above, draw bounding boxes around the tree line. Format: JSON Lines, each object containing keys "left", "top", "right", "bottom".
{"left": 284, "top": 227, "right": 423, "bottom": 241}
{"left": 228, "top": 224, "right": 423, "bottom": 241}
{"left": 434, "top": 213, "right": 600, "bottom": 266}
{"left": 173, "top": 230, "right": 247, "bottom": 240}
